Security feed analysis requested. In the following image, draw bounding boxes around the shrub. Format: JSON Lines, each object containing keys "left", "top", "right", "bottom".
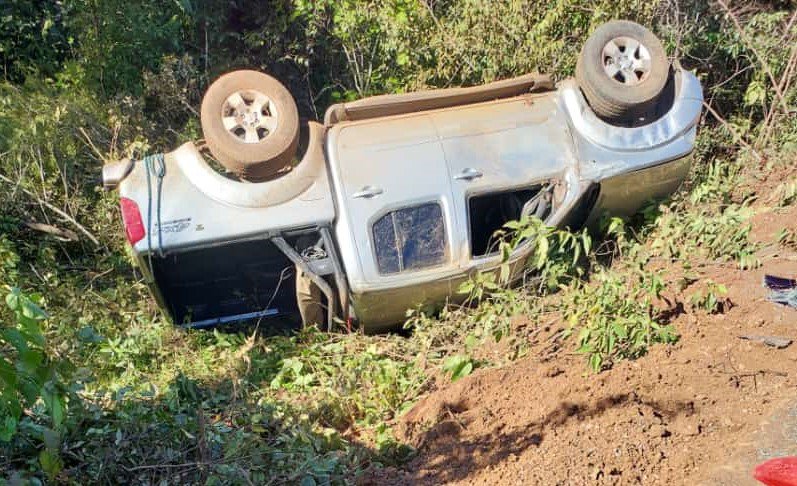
{"left": 1, "top": 287, "right": 71, "bottom": 478}
{"left": 563, "top": 268, "right": 677, "bottom": 372}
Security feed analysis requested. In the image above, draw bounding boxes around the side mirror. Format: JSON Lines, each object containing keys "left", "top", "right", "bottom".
{"left": 102, "top": 158, "right": 134, "bottom": 191}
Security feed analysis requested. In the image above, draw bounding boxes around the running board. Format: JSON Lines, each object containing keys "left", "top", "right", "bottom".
{"left": 181, "top": 308, "right": 280, "bottom": 329}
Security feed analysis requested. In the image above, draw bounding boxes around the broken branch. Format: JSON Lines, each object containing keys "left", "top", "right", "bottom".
{"left": 0, "top": 173, "right": 101, "bottom": 247}
{"left": 25, "top": 222, "right": 80, "bottom": 242}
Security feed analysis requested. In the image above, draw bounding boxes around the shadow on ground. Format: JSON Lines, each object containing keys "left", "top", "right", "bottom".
{"left": 401, "top": 393, "right": 696, "bottom": 485}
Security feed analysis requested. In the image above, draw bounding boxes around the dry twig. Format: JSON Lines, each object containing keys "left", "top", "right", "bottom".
{"left": 0, "top": 173, "right": 101, "bottom": 246}
{"left": 716, "top": 0, "right": 789, "bottom": 113}
{"left": 701, "top": 102, "right": 762, "bottom": 160}
{"left": 25, "top": 221, "right": 79, "bottom": 242}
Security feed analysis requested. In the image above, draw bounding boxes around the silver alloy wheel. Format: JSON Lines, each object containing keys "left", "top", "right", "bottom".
{"left": 221, "top": 90, "right": 279, "bottom": 144}
{"left": 601, "top": 36, "right": 652, "bottom": 86}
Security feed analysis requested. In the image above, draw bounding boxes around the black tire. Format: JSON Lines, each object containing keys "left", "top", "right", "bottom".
{"left": 200, "top": 70, "right": 299, "bottom": 181}
{"left": 576, "top": 20, "right": 670, "bottom": 124}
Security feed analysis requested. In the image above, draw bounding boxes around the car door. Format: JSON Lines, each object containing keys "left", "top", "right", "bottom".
{"left": 430, "top": 96, "right": 572, "bottom": 260}
{"left": 331, "top": 114, "right": 463, "bottom": 287}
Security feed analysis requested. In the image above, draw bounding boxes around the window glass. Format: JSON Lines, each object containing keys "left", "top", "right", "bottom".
{"left": 373, "top": 212, "right": 401, "bottom": 274}
{"left": 373, "top": 203, "right": 447, "bottom": 274}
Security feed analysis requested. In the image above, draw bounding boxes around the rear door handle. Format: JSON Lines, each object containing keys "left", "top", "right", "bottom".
{"left": 454, "top": 168, "right": 483, "bottom": 181}
{"left": 352, "top": 185, "right": 384, "bottom": 199}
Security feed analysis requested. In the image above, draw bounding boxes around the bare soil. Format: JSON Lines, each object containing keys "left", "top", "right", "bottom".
{"left": 378, "top": 172, "right": 797, "bottom": 485}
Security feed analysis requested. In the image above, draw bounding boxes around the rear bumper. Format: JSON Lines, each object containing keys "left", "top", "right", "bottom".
{"left": 117, "top": 122, "right": 335, "bottom": 255}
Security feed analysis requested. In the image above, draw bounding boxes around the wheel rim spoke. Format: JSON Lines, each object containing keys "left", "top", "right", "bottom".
{"left": 621, "top": 67, "right": 637, "bottom": 84}
{"left": 223, "top": 116, "right": 239, "bottom": 131}
{"left": 226, "top": 92, "right": 246, "bottom": 110}
{"left": 244, "top": 126, "right": 260, "bottom": 143}
{"left": 603, "top": 40, "right": 622, "bottom": 58}
{"left": 633, "top": 57, "right": 651, "bottom": 73}
{"left": 604, "top": 62, "right": 621, "bottom": 78}
{"left": 251, "top": 93, "right": 270, "bottom": 114}
{"left": 258, "top": 116, "right": 278, "bottom": 132}
{"left": 624, "top": 38, "right": 641, "bottom": 57}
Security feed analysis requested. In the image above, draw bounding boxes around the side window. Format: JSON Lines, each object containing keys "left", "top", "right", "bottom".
{"left": 372, "top": 203, "right": 447, "bottom": 274}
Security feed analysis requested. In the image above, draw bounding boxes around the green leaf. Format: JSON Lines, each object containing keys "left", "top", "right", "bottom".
{"left": 18, "top": 348, "right": 44, "bottom": 372}
{"left": 5, "top": 288, "right": 20, "bottom": 311}
{"left": 77, "top": 326, "right": 104, "bottom": 344}
{"left": 2, "top": 328, "right": 28, "bottom": 353}
{"left": 582, "top": 232, "right": 592, "bottom": 255}
{"left": 17, "top": 317, "right": 44, "bottom": 346}
{"left": 39, "top": 449, "right": 63, "bottom": 480}
{"left": 396, "top": 51, "right": 409, "bottom": 66}
{"left": 499, "top": 263, "right": 510, "bottom": 284}
{"left": 0, "top": 416, "right": 17, "bottom": 442}
{"left": 456, "top": 361, "right": 474, "bottom": 381}
{"left": 534, "top": 237, "right": 549, "bottom": 269}
{"left": 42, "top": 427, "right": 60, "bottom": 451}
{"left": 42, "top": 388, "right": 65, "bottom": 429}
{"left": 589, "top": 353, "right": 602, "bottom": 372}
{"left": 21, "top": 299, "right": 47, "bottom": 320}
{"left": 443, "top": 355, "right": 474, "bottom": 382}
{"left": 577, "top": 326, "right": 591, "bottom": 344}
{"left": 743, "top": 80, "right": 766, "bottom": 106}
{"left": 457, "top": 280, "right": 474, "bottom": 295}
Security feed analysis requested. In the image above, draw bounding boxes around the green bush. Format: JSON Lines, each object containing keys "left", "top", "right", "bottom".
{"left": 1, "top": 288, "right": 71, "bottom": 479}
{"left": 0, "top": 0, "right": 69, "bottom": 82}
{"left": 563, "top": 268, "right": 677, "bottom": 371}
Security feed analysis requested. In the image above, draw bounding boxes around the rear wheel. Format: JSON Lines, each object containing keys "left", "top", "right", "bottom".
{"left": 576, "top": 20, "right": 670, "bottom": 125}
{"left": 200, "top": 70, "right": 300, "bottom": 181}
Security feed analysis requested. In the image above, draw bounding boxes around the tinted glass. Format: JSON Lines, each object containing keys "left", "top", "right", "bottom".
{"left": 373, "top": 203, "right": 447, "bottom": 274}
{"left": 373, "top": 212, "right": 401, "bottom": 274}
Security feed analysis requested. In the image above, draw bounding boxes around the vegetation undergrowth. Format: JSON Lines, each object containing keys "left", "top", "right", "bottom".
{"left": 2, "top": 0, "right": 796, "bottom": 482}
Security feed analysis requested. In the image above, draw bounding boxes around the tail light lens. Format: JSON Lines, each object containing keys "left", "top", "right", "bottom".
{"left": 120, "top": 197, "right": 146, "bottom": 244}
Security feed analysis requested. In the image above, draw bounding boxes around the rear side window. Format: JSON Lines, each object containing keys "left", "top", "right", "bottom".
{"left": 372, "top": 203, "right": 447, "bottom": 274}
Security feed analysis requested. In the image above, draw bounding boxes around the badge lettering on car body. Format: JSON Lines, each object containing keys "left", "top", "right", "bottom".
{"left": 154, "top": 218, "right": 191, "bottom": 234}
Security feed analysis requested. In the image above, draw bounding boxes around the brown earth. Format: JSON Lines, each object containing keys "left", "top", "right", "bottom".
{"left": 378, "top": 173, "right": 797, "bottom": 485}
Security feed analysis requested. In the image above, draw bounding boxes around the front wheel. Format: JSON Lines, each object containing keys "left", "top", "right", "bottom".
{"left": 576, "top": 20, "right": 670, "bottom": 125}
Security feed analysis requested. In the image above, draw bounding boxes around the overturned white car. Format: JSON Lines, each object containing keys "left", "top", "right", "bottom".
{"left": 103, "top": 21, "right": 702, "bottom": 333}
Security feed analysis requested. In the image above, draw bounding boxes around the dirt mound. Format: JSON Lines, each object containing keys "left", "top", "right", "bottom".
{"left": 386, "top": 194, "right": 797, "bottom": 484}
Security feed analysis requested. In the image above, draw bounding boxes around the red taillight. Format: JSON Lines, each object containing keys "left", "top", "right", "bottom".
{"left": 120, "top": 197, "right": 146, "bottom": 244}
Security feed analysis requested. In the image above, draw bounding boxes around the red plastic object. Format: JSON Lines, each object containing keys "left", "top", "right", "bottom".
{"left": 754, "top": 457, "right": 797, "bottom": 486}
{"left": 119, "top": 197, "right": 146, "bottom": 245}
